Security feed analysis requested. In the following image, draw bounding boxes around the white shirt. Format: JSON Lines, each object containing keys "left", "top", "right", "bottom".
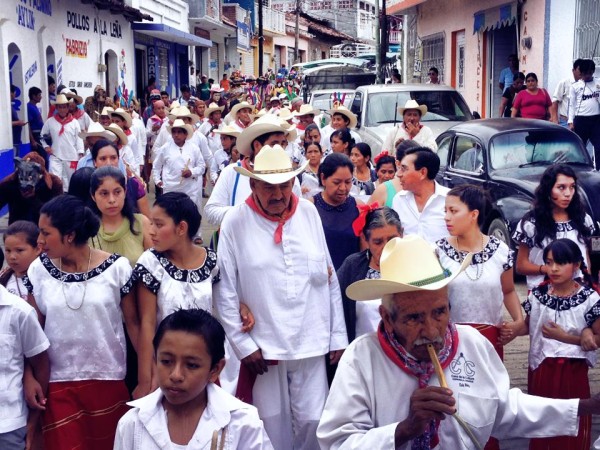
{"left": 25, "top": 254, "right": 132, "bottom": 382}
{"left": 214, "top": 199, "right": 348, "bottom": 360}
{"left": 146, "top": 115, "right": 169, "bottom": 148}
{"left": 192, "top": 128, "right": 218, "bottom": 182}
{"left": 131, "top": 116, "right": 148, "bottom": 168}
{"left": 568, "top": 77, "right": 600, "bottom": 122}
{"left": 382, "top": 123, "right": 438, "bottom": 153}
{"left": 204, "top": 162, "right": 302, "bottom": 227}
{"left": 437, "top": 236, "right": 513, "bottom": 326}
{"left": 134, "top": 248, "right": 219, "bottom": 325}
{"left": 198, "top": 120, "right": 224, "bottom": 156}
{"left": 114, "top": 384, "right": 273, "bottom": 450}
{"left": 552, "top": 75, "right": 577, "bottom": 119}
{"left": 0, "top": 286, "right": 49, "bottom": 433}
{"left": 392, "top": 182, "right": 450, "bottom": 244}
{"left": 152, "top": 140, "right": 206, "bottom": 202}
{"left": 525, "top": 284, "right": 600, "bottom": 370}
{"left": 319, "top": 125, "right": 362, "bottom": 152}
{"left": 75, "top": 111, "right": 92, "bottom": 132}
{"left": 513, "top": 216, "right": 594, "bottom": 290}
{"left": 151, "top": 122, "right": 171, "bottom": 160}
{"left": 317, "top": 325, "right": 581, "bottom": 449}
{"left": 40, "top": 115, "right": 84, "bottom": 160}
{"left": 5, "top": 273, "right": 27, "bottom": 300}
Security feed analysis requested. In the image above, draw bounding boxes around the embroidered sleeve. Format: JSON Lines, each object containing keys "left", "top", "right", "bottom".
{"left": 212, "top": 267, "right": 221, "bottom": 285}
{"left": 22, "top": 275, "right": 34, "bottom": 294}
{"left": 584, "top": 299, "right": 600, "bottom": 327}
{"left": 503, "top": 249, "right": 515, "bottom": 271}
{"left": 585, "top": 214, "right": 596, "bottom": 235}
{"left": 120, "top": 275, "right": 135, "bottom": 297}
{"left": 522, "top": 299, "right": 531, "bottom": 315}
{"left": 512, "top": 219, "right": 535, "bottom": 248}
{"left": 133, "top": 264, "right": 161, "bottom": 294}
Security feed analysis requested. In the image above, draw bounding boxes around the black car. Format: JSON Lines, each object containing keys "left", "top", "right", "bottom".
{"left": 435, "top": 119, "right": 600, "bottom": 269}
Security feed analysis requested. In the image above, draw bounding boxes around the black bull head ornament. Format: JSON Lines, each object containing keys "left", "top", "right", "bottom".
{"left": 14, "top": 157, "right": 44, "bottom": 195}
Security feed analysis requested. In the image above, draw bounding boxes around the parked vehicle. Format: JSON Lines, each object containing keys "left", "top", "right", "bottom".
{"left": 301, "top": 65, "right": 376, "bottom": 102}
{"left": 350, "top": 84, "right": 475, "bottom": 155}
{"left": 434, "top": 118, "right": 600, "bottom": 271}
{"left": 308, "top": 89, "right": 355, "bottom": 113}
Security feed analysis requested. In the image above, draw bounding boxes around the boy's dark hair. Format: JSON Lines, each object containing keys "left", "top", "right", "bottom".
{"left": 29, "top": 87, "right": 42, "bottom": 100}
{"left": 153, "top": 309, "right": 226, "bottom": 367}
{"left": 154, "top": 192, "right": 201, "bottom": 239}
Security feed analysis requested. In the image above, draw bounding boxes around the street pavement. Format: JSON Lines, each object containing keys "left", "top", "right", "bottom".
{"left": 2, "top": 190, "right": 599, "bottom": 448}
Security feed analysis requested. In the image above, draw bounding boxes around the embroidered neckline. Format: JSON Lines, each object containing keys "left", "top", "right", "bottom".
{"left": 39, "top": 252, "right": 121, "bottom": 282}
{"left": 150, "top": 248, "right": 217, "bottom": 282}
{"left": 530, "top": 282, "right": 592, "bottom": 310}
{"left": 436, "top": 235, "right": 502, "bottom": 266}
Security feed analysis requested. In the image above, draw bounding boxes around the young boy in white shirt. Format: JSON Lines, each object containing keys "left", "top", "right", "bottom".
{"left": 0, "top": 284, "right": 49, "bottom": 449}
{"left": 114, "top": 308, "right": 273, "bottom": 450}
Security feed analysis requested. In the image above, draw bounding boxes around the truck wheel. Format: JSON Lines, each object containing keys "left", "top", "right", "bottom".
{"left": 488, "top": 218, "right": 511, "bottom": 247}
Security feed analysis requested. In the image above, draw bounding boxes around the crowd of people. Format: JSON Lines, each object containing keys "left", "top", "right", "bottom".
{"left": 3, "top": 58, "right": 600, "bottom": 450}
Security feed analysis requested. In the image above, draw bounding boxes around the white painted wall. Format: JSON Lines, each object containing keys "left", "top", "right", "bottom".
{"left": 546, "top": 0, "right": 576, "bottom": 96}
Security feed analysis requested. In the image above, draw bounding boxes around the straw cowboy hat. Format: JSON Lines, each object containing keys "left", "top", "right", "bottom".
{"left": 236, "top": 115, "right": 297, "bottom": 157}
{"left": 234, "top": 144, "right": 308, "bottom": 184}
{"left": 60, "top": 88, "right": 83, "bottom": 104}
{"left": 78, "top": 121, "right": 117, "bottom": 141}
{"left": 398, "top": 99, "right": 428, "bottom": 116}
{"left": 168, "top": 100, "right": 181, "bottom": 111}
{"left": 277, "top": 108, "right": 294, "bottom": 121}
{"left": 327, "top": 104, "right": 357, "bottom": 129}
{"left": 51, "top": 94, "right": 71, "bottom": 105}
{"left": 96, "top": 106, "right": 114, "bottom": 117}
{"left": 167, "top": 119, "right": 194, "bottom": 140}
{"left": 230, "top": 101, "right": 254, "bottom": 118}
{"left": 210, "top": 84, "right": 225, "bottom": 93}
{"left": 110, "top": 108, "right": 133, "bottom": 128}
{"left": 293, "top": 104, "right": 320, "bottom": 117}
{"left": 214, "top": 125, "right": 241, "bottom": 138}
{"left": 168, "top": 106, "right": 200, "bottom": 124}
{"left": 346, "top": 235, "right": 473, "bottom": 301}
{"left": 104, "top": 123, "right": 128, "bottom": 146}
{"left": 205, "top": 102, "right": 225, "bottom": 116}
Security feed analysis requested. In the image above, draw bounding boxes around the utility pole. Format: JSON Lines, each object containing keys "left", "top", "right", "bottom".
{"left": 375, "top": 0, "right": 381, "bottom": 83}
{"left": 294, "top": 0, "right": 300, "bottom": 63}
{"left": 380, "top": 0, "right": 387, "bottom": 81}
{"left": 258, "top": 0, "right": 264, "bottom": 76}
{"left": 402, "top": 14, "right": 408, "bottom": 83}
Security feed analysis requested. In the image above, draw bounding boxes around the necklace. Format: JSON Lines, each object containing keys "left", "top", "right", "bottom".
{"left": 456, "top": 233, "right": 486, "bottom": 281}
{"left": 550, "top": 281, "right": 580, "bottom": 298}
{"left": 12, "top": 274, "right": 24, "bottom": 298}
{"left": 60, "top": 248, "right": 93, "bottom": 310}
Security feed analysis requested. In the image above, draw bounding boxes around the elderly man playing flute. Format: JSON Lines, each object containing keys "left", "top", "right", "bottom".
{"left": 317, "top": 234, "right": 600, "bottom": 450}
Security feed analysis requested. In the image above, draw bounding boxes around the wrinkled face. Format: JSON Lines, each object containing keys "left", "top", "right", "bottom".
{"left": 380, "top": 288, "right": 450, "bottom": 361}
{"left": 156, "top": 331, "right": 222, "bottom": 407}
{"left": 56, "top": 103, "right": 69, "bottom": 118}
{"left": 94, "top": 145, "right": 120, "bottom": 168}
{"left": 298, "top": 114, "right": 314, "bottom": 127}
{"left": 366, "top": 224, "right": 402, "bottom": 267}
{"left": 331, "top": 113, "right": 349, "bottom": 129}
{"left": 4, "top": 233, "right": 40, "bottom": 277}
{"left": 250, "top": 179, "right": 294, "bottom": 217}
{"left": 321, "top": 166, "right": 352, "bottom": 206}
{"left": 444, "top": 195, "right": 478, "bottom": 236}
{"left": 377, "top": 162, "right": 396, "bottom": 183}
{"left": 403, "top": 110, "right": 421, "bottom": 126}
{"left": 15, "top": 158, "right": 43, "bottom": 198}
{"left": 550, "top": 174, "right": 576, "bottom": 211}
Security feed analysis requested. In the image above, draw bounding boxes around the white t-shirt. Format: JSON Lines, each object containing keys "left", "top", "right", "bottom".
{"left": 0, "top": 286, "right": 49, "bottom": 433}
{"left": 134, "top": 247, "right": 219, "bottom": 325}
{"left": 5, "top": 273, "right": 27, "bottom": 300}
{"left": 25, "top": 253, "right": 133, "bottom": 382}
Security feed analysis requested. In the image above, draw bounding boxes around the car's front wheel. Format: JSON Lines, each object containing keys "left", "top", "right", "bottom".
{"left": 488, "top": 218, "right": 511, "bottom": 247}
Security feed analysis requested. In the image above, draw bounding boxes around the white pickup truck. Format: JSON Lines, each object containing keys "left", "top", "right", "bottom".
{"left": 349, "top": 84, "right": 476, "bottom": 156}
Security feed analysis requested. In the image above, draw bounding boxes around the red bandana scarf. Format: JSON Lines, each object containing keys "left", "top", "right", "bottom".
{"left": 54, "top": 114, "right": 75, "bottom": 136}
{"left": 124, "top": 129, "right": 132, "bottom": 136}
{"left": 235, "top": 119, "right": 249, "bottom": 129}
{"left": 245, "top": 193, "right": 299, "bottom": 244}
{"left": 378, "top": 322, "right": 459, "bottom": 449}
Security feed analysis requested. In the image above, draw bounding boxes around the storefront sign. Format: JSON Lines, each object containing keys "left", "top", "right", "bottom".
{"left": 64, "top": 36, "right": 89, "bottom": 58}
{"left": 66, "top": 10, "right": 123, "bottom": 38}
{"left": 16, "top": 0, "right": 52, "bottom": 31}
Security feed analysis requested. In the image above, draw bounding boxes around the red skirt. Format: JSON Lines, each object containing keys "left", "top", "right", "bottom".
{"left": 42, "top": 380, "right": 130, "bottom": 450}
{"left": 528, "top": 358, "right": 591, "bottom": 450}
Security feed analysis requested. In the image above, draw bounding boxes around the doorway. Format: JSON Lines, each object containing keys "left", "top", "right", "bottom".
{"left": 487, "top": 24, "right": 517, "bottom": 118}
{"left": 105, "top": 50, "right": 118, "bottom": 103}
{"left": 135, "top": 46, "right": 147, "bottom": 107}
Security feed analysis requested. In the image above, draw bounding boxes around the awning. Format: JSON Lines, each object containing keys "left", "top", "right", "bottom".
{"left": 132, "top": 22, "right": 212, "bottom": 47}
{"left": 387, "top": 0, "right": 427, "bottom": 16}
{"left": 473, "top": 2, "right": 517, "bottom": 34}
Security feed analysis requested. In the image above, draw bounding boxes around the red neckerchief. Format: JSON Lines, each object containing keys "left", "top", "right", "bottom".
{"left": 235, "top": 119, "right": 249, "bottom": 129}
{"left": 378, "top": 322, "right": 459, "bottom": 449}
{"left": 150, "top": 115, "right": 164, "bottom": 123}
{"left": 72, "top": 109, "right": 84, "bottom": 120}
{"left": 245, "top": 193, "right": 299, "bottom": 244}
{"left": 54, "top": 114, "right": 75, "bottom": 135}
{"left": 124, "top": 129, "right": 132, "bottom": 136}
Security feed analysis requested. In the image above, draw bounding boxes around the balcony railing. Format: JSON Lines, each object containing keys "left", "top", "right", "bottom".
{"left": 254, "top": 4, "right": 286, "bottom": 34}
{"left": 389, "top": 29, "right": 401, "bottom": 44}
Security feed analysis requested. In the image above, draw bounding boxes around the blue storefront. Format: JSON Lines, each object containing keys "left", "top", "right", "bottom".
{"left": 132, "top": 23, "right": 212, "bottom": 102}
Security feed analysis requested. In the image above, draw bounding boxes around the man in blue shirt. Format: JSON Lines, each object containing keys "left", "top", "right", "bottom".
{"left": 27, "top": 86, "right": 48, "bottom": 165}
{"left": 499, "top": 54, "right": 519, "bottom": 93}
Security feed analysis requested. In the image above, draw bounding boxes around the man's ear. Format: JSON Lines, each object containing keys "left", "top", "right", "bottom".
{"left": 210, "top": 358, "right": 226, "bottom": 383}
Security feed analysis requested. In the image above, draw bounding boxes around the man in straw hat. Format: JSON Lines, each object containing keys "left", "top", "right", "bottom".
{"left": 204, "top": 114, "right": 300, "bottom": 226}
{"left": 111, "top": 108, "right": 142, "bottom": 176}
{"left": 214, "top": 145, "right": 347, "bottom": 450}
{"left": 76, "top": 122, "right": 119, "bottom": 170}
{"left": 392, "top": 146, "right": 449, "bottom": 244}
{"left": 317, "top": 234, "right": 600, "bottom": 449}
{"left": 229, "top": 101, "right": 254, "bottom": 132}
{"left": 40, "top": 93, "right": 84, "bottom": 191}
{"left": 61, "top": 88, "right": 92, "bottom": 133}
{"left": 152, "top": 118, "right": 205, "bottom": 205}
{"left": 198, "top": 102, "right": 225, "bottom": 155}
{"left": 320, "top": 103, "right": 361, "bottom": 153}
{"left": 213, "top": 125, "right": 239, "bottom": 172}
{"left": 97, "top": 106, "right": 114, "bottom": 127}
{"left": 382, "top": 99, "right": 438, "bottom": 154}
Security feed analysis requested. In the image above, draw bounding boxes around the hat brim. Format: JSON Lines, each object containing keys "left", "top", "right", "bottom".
{"left": 234, "top": 160, "right": 308, "bottom": 184}
{"left": 237, "top": 123, "right": 296, "bottom": 157}
{"left": 111, "top": 112, "right": 133, "bottom": 128}
{"left": 63, "top": 93, "right": 83, "bottom": 104}
{"left": 79, "top": 131, "right": 117, "bottom": 141}
{"left": 327, "top": 109, "right": 357, "bottom": 129}
{"left": 214, "top": 129, "right": 240, "bottom": 137}
{"left": 206, "top": 106, "right": 225, "bottom": 116}
{"left": 230, "top": 103, "right": 254, "bottom": 117}
{"left": 168, "top": 113, "right": 201, "bottom": 123}
{"left": 346, "top": 253, "right": 472, "bottom": 301}
{"left": 104, "top": 126, "right": 128, "bottom": 146}
{"left": 167, "top": 124, "right": 195, "bottom": 140}
{"left": 398, "top": 105, "right": 428, "bottom": 116}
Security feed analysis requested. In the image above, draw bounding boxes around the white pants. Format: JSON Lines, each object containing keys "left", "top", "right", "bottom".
{"left": 49, "top": 155, "right": 75, "bottom": 192}
{"left": 253, "top": 356, "right": 327, "bottom": 450}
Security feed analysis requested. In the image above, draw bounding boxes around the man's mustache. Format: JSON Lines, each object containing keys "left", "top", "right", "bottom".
{"left": 414, "top": 336, "right": 444, "bottom": 347}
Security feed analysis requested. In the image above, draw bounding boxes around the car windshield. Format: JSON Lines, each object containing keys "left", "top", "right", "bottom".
{"left": 311, "top": 93, "right": 354, "bottom": 112}
{"left": 489, "top": 130, "right": 590, "bottom": 170}
{"left": 364, "top": 91, "right": 472, "bottom": 127}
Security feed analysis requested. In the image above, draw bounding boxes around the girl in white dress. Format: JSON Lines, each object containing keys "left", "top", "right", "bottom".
{"left": 135, "top": 192, "right": 253, "bottom": 399}
{"left": 24, "top": 195, "right": 138, "bottom": 450}
{"left": 436, "top": 184, "right": 524, "bottom": 358}
{"left": 513, "top": 164, "right": 594, "bottom": 290}
{"left": 0, "top": 221, "right": 41, "bottom": 300}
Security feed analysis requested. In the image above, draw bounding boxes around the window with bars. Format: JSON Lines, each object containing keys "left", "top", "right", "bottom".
{"left": 308, "top": 0, "right": 332, "bottom": 9}
{"left": 575, "top": 0, "right": 600, "bottom": 64}
{"left": 420, "top": 32, "right": 445, "bottom": 83}
{"left": 338, "top": 0, "right": 354, "bottom": 9}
